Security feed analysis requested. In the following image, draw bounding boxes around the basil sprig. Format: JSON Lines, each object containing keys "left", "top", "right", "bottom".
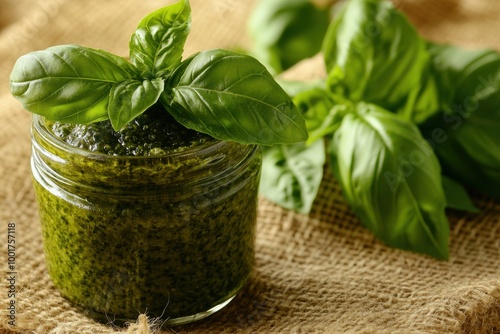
{"left": 259, "top": 0, "right": 500, "bottom": 259}
{"left": 9, "top": 0, "right": 307, "bottom": 145}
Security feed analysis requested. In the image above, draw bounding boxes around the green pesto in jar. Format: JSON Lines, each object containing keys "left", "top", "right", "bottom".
{"left": 48, "top": 104, "right": 215, "bottom": 156}
{"left": 31, "top": 107, "right": 262, "bottom": 324}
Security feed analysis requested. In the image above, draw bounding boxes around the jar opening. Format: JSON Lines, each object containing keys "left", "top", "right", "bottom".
{"left": 31, "top": 115, "right": 260, "bottom": 198}
{"left": 32, "top": 115, "right": 227, "bottom": 161}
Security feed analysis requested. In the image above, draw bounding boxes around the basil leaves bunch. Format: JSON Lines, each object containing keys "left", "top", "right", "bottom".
{"left": 9, "top": 0, "right": 307, "bottom": 145}
{"left": 261, "top": 0, "right": 500, "bottom": 260}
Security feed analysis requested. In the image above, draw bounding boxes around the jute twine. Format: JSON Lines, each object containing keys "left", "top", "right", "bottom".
{"left": 1, "top": 0, "right": 500, "bottom": 333}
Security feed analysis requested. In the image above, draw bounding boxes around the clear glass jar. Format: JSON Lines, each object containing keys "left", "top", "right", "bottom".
{"left": 30, "top": 115, "right": 261, "bottom": 326}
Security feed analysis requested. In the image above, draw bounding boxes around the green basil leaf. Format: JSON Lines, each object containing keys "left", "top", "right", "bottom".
{"left": 421, "top": 44, "right": 500, "bottom": 199}
{"left": 10, "top": 45, "right": 138, "bottom": 124}
{"left": 426, "top": 43, "right": 498, "bottom": 109}
{"left": 162, "top": 49, "right": 308, "bottom": 145}
{"left": 441, "top": 175, "right": 480, "bottom": 213}
{"left": 129, "top": 0, "right": 190, "bottom": 78}
{"left": 322, "top": 0, "right": 431, "bottom": 114}
{"left": 108, "top": 78, "right": 164, "bottom": 130}
{"left": 329, "top": 103, "right": 449, "bottom": 260}
{"left": 248, "top": 0, "right": 330, "bottom": 74}
{"left": 293, "top": 87, "right": 348, "bottom": 143}
{"left": 260, "top": 139, "right": 325, "bottom": 214}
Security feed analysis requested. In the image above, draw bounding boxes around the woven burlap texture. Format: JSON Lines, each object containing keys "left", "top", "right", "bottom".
{"left": 1, "top": 0, "right": 500, "bottom": 333}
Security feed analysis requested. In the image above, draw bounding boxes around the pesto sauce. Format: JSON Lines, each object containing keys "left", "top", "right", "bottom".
{"left": 31, "top": 110, "right": 261, "bottom": 323}
{"left": 49, "top": 104, "right": 215, "bottom": 156}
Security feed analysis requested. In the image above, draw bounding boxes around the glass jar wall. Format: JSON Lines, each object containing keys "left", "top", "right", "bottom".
{"left": 30, "top": 115, "right": 261, "bottom": 325}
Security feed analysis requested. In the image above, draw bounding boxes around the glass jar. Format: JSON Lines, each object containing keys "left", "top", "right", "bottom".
{"left": 30, "top": 115, "right": 261, "bottom": 325}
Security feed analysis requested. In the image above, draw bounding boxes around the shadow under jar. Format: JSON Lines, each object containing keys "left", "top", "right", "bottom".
{"left": 30, "top": 114, "right": 262, "bottom": 326}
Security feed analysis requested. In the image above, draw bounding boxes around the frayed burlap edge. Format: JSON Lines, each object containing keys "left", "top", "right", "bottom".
{"left": 455, "top": 281, "right": 500, "bottom": 334}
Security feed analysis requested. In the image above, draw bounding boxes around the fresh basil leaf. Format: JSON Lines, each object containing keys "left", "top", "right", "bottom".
{"left": 162, "top": 49, "right": 308, "bottom": 145}
{"left": 426, "top": 43, "right": 498, "bottom": 109}
{"left": 248, "top": 0, "right": 330, "bottom": 74}
{"left": 293, "top": 87, "right": 348, "bottom": 143}
{"left": 421, "top": 44, "right": 500, "bottom": 199}
{"left": 329, "top": 103, "right": 449, "bottom": 260}
{"left": 322, "top": 0, "right": 432, "bottom": 115}
{"left": 108, "top": 78, "right": 164, "bottom": 130}
{"left": 10, "top": 45, "right": 138, "bottom": 124}
{"left": 441, "top": 175, "right": 480, "bottom": 213}
{"left": 129, "top": 0, "right": 190, "bottom": 78}
{"left": 260, "top": 139, "right": 325, "bottom": 214}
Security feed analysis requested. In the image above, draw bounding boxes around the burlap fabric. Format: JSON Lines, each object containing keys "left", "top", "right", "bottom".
{"left": 1, "top": 0, "right": 500, "bottom": 333}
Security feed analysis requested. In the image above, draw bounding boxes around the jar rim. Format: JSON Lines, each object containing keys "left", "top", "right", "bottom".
{"left": 32, "top": 114, "right": 230, "bottom": 161}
